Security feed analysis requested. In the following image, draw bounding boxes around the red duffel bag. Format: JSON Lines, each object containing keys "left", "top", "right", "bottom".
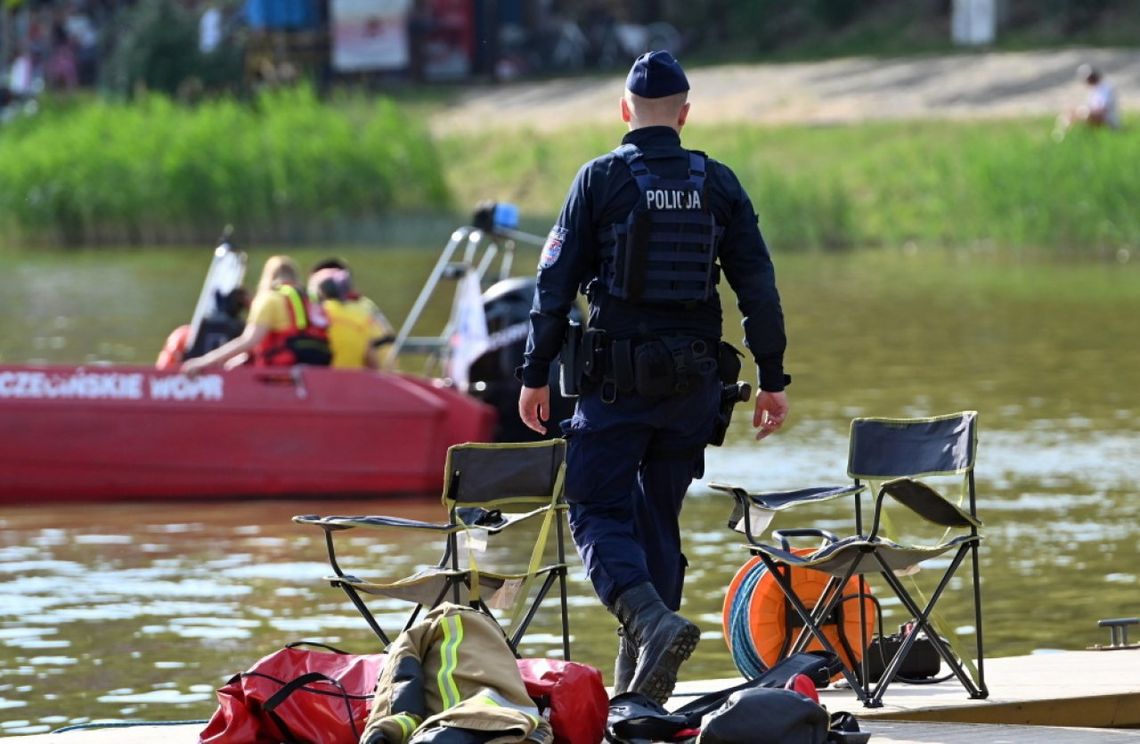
{"left": 201, "top": 644, "right": 605, "bottom": 744}
{"left": 517, "top": 658, "right": 608, "bottom": 744}
{"left": 199, "top": 642, "right": 386, "bottom": 744}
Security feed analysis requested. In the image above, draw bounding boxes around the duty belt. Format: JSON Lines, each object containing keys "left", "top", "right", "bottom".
{"left": 598, "top": 335, "right": 718, "bottom": 404}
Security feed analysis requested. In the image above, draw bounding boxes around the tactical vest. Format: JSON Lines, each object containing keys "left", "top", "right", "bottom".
{"left": 597, "top": 144, "right": 723, "bottom": 305}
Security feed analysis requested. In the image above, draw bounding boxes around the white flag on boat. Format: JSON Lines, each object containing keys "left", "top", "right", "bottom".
{"left": 446, "top": 269, "right": 489, "bottom": 392}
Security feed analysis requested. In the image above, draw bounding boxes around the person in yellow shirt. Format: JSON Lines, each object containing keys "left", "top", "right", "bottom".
{"left": 309, "top": 265, "right": 395, "bottom": 370}
{"left": 183, "top": 256, "right": 331, "bottom": 374}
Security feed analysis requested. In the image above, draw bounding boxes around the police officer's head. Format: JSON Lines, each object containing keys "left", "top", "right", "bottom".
{"left": 621, "top": 50, "right": 691, "bottom": 132}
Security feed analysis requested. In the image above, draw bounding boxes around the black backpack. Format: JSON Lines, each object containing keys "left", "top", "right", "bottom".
{"left": 605, "top": 651, "right": 860, "bottom": 744}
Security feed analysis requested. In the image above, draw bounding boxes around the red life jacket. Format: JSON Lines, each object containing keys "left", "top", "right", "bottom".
{"left": 253, "top": 285, "right": 332, "bottom": 367}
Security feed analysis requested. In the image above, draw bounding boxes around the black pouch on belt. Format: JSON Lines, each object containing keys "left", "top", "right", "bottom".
{"left": 708, "top": 342, "right": 748, "bottom": 447}
{"left": 581, "top": 328, "right": 607, "bottom": 383}
{"left": 717, "top": 341, "right": 743, "bottom": 385}
{"left": 661, "top": 336, "right": 717, "bottom": 394}
{"left": 632, "top": 340, "right": 677, "bottom": 399}
{"left": 559, "top": 321, "right": 583, "bottom": 398}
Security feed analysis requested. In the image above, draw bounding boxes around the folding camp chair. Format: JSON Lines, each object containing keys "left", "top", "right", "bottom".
{"left": 294, "top": 439, "right": 571, "bottom": 659}
{"left": 712, "top": 411, "right": 987, "bottom": 707}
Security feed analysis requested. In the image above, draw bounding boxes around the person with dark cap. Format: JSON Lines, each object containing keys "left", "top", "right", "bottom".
{"left": 517, "top": 50, "right": 790, "bottom": 704}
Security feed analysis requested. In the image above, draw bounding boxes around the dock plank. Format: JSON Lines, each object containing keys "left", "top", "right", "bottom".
{"left": 863, "top": 720, "right": 1140, "bottom": 743}
{"left": 672, "top": 649, "right": 1140, "bottom": 728}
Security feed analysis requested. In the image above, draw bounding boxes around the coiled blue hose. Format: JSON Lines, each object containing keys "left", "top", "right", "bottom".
{"left": 725, "top": 559, "right": 771, "bottom": 680}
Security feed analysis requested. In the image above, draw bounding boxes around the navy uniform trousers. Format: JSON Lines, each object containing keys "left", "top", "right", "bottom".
{"left": 561, "top": 366, "right": 721, "bottom": 612}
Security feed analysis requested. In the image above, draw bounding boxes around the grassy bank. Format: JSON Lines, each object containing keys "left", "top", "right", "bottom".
{"left": 440, "top": 117, "right": 1139, "bottom": 255}
{"left": 0, "top": 88, "right": 450, "bottom": 246}
{"left": 1, "top": 91, "right": 1136, "bottom": 254}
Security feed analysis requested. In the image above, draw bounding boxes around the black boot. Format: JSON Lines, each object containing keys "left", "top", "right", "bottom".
{"left": 612, "top": 582, "right": 700, "bottom": 705}
{"left": 613, "top": 627, "right": 637, "bottom": 695}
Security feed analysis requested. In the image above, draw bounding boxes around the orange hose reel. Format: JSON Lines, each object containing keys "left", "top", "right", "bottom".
{"left": 722, "top": 553, "right": 876, "bottom": 678}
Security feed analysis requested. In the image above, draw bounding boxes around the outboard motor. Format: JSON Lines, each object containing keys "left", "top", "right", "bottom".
{"left": 468, "top": 276, "right": 581, "bottom": 442}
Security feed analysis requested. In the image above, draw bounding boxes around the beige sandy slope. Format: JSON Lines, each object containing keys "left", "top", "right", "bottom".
{"left": 429, "top": 47, "right": 1140, "bottom": 134}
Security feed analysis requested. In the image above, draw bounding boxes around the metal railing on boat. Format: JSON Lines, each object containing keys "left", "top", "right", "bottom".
{"left": 391, "top": 221, "right": 544, "bottom": 374}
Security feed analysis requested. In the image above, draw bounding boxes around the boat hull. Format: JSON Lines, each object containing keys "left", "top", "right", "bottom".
{"left": 0, "top": 365, "right": 497, "bottom": 504}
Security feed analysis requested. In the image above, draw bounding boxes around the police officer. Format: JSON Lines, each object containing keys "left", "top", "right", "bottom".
{"left": 518, "top": 50, "right": 790, "bottom": 704}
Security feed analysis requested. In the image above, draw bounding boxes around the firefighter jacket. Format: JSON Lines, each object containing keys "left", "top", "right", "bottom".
{"left": 361, "top": 603, "right": 553, "bottom": 744}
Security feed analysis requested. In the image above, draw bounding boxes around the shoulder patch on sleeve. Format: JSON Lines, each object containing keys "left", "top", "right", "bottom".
{"left": 539, "top": 227, "right": 568, "bottom": 269}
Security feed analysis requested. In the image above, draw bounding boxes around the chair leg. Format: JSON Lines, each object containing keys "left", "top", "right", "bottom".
{"left": 969, "top": 540, "right": 988, "bottom": 698}
{"left": 508, "top": 574, "right": 560, "bottom": 655}
{"left": 869, "top": 548, "right": 985, "bottom": 706}
{"left": 556, "top": 517, "right": 571, "bottom": 660}
{"left": 856, "top": 575, "right": 873, "bottom": 691}
{"left": 780, "top": 568, "right": 842, "bottom": 657}
{"left": 505, "top": 569, "right": 572, "bottom": 660}
{"left": 783, "top": 575, "right": 851, "bottom": 661}
{"left": 558, "top": 566, "right": 571, "bottom": 660}
{"left": 756, "top": 554, "right": 871, "bottom": 703}
{"left": 336, "top": 582, "right": 392, "bottom": 647}
{"left": 784, "top": 568, "right": 874, "bottom": 694}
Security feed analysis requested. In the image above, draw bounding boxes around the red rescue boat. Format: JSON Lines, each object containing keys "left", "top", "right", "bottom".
{"left": 0, "top": 204, "right": 591, "bottom": 504}
{"left": 0, "top": 364, "right": 497, "bottom": 504}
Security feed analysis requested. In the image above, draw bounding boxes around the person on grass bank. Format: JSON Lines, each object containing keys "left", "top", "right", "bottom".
{"left": 517, "top": 51, "right": 790, "bottom": 704}
{"left": 1055, "top": 63, "right": 1121, "bottom": 140}
{"left": 181, "top": 255, "right": 331, "bottom": 375}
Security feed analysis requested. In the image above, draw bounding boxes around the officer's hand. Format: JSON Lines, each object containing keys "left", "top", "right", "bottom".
{"left": 518, "top": 385, "right": 551, "bottom": 435}
{"left": 753, "top": 391, "right": 789, "bottom": 441}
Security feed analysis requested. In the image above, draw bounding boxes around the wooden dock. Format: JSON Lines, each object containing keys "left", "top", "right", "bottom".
{"left": 835, "top": 650, "right": 1140, "bottom": 728}
{"left": 862, "top": 720, "right": 1140, "bottom": 742}
{"left": 671, "top": 648, "right": 1140, "bottom": 735}
{"left": 4, "top": 650, "right": 1138, "bottom": 742}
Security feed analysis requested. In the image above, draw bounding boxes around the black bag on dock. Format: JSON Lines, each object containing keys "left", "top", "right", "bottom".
{"left": 604, "top": 651, "right": 846, "bottom": 743}
{"left": 698, "top": 686, "right": 829, "bottom": 744}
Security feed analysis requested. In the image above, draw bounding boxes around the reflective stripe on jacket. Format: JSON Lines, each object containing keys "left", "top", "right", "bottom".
{"left": 362, "top": 603, "right": 553, "bottom": 744}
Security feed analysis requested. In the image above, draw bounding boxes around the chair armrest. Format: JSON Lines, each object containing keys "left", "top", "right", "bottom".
{"left": 293, "top": 514, "right": 460, "bottom": 533}
{"left": 711, "top": 482, "right": 866, "bottom": 543}
{"left": 293, "top": 514, "right": 462, "bottom": 583}
{"left": 772, "top": 527, "right": 841, "bottom": 551}
{"left": 710, "top": 483, "right": 865, "bottom": 511}
{"left": 872, "top": 478, "right": 981, "bottom": 536}
{"left": 461, "top": 504, "right": 561, "bottom": 534}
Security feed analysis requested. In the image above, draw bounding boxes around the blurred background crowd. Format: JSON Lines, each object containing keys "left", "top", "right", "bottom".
{"left": 3, "top": 0, "right": 1138, "bottom": 112}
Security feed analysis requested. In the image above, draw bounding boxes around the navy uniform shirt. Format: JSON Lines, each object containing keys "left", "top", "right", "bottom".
{"left": 521, "top": 125, "right": 787, "bottom": 392}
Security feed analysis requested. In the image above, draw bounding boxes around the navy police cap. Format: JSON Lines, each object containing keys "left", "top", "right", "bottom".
{"left": 625, "top": 50, "right": 689, "bottom": 99}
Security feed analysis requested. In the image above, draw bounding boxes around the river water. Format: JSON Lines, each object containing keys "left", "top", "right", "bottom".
{"left": 1, "top": 243, "right": 1138, "bottom": 735}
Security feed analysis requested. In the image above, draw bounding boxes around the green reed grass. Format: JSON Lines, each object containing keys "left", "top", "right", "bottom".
{"left": 0, "top": 87, "right": 450, "bottom": 246}
{"left": 3, "top": 91, "right": 1136, "bottom": 253}
{"left": 441, "top": 117, "right": 1139, "bottom": 255}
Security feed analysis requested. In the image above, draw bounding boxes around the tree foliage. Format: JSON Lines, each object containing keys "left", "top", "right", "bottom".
{"left": 103, "top": 0, "right": 243, "bottom": 98}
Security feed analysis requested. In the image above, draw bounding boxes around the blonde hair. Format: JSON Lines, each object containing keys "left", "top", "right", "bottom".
{"left": 257, "top": 255, "right": 299, "bottom": 293}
